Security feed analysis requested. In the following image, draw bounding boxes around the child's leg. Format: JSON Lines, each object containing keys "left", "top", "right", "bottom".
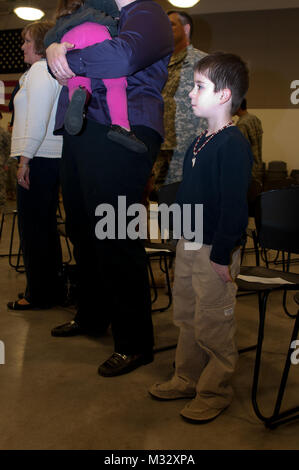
{"left": 149, "top": 239, "right": 203, "bottom": 399}
{"left": 62, "top": 22, "right": 112, "bottom": 48}
{"left": 172, "top": 240, "right": 209, "bottom": 388}
{"left": 63, "top": 23, "right": 130, "bottom": 130}
{"left": 149, "top": 240, "right": 240, "bottom": 419}
{"left": 62, "top": 23, "right": 146, "bottom": 150}
{"left": 62, "top": 23, "right": 111, "bottom": 134}
{"left": 103, "top": 78, "right": 130, "bottom": 130}
{"left": 68, "top": 77, "right": 92, "bottom": 100}
{"left": 61, "top": 22, "right": 110, "bottom": 100}
{"left": 105, "top": 76, "right": 148, "bottom": 152}
{"left": 179, "top": 244, "right": 240, "bottom": 421}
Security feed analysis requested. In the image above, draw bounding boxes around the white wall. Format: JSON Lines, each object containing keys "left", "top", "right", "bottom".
{"left": 2, "top": 108, "right": 299, "bottom": 173}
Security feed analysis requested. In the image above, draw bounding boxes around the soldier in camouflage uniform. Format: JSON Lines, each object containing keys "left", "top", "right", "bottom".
{"left": 235, "top": 99, "right": 263, "bottom": 184}
{"left": 151, "top": 11, "right": 207, "bottom": 193}
{"left": 0, "top": 113, "right": 11, "bottom": 214}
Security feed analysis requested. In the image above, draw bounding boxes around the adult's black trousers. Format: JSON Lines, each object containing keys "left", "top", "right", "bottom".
{"left": 60, "top": 120, "right": 161, "bottom": 354}
{"left": 17, "top": 156, "right": 64, "bottom": 306}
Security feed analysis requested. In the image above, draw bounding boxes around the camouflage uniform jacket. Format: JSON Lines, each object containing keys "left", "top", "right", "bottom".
{"left": 163, "top": 45, "right": 207, "bottom": 184}
{"left": 0, "top": 126, "right": 11, "bottom": 210}
{"left": 237, "top": 112, "right": 263, "bottom": 183}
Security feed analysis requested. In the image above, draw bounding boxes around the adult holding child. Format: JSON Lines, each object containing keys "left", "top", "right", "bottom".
{"left": 7, "top": 21, "right": 65, "bottom": 311}
{"left": 46, "top": 0, "right": 173, "bottom": 377}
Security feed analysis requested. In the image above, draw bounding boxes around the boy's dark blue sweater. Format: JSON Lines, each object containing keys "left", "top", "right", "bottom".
{"left": 176, "top": 126, "right": 253, "bottom": 265}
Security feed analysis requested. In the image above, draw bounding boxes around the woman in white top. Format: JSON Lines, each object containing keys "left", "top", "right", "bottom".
{"left": 8, "top": 21, "right": 65, "bottom": 310}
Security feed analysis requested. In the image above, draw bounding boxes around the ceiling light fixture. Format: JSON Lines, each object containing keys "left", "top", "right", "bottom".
{"left": 14, "top": 6, "right": 45, "bottom": 21}
{"left": 168, "top": 0, "right": 200, "bottom": 8}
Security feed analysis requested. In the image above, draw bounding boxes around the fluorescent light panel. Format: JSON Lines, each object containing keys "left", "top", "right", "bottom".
{"left": 168, "top": 0, "right": 200, "bottom": 7}
{"left": 14, "top": 7, "right": 45, "bottom": 21}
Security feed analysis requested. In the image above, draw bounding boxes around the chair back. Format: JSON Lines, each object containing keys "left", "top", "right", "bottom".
{"left": 267, "top": 160, "right": 287, "bottom": 172}
{"left": 290, "top": 169, "right": 299, "bottom": 185}
{"left": 248, "top": 178, "right": 263, "bottom": 217}
{"left": 255, "top": 186, "right": 299, "bottom": 254}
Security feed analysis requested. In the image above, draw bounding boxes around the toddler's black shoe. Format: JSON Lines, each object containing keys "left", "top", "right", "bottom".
{"left": 107, "top": 125, "right": 148, "bottom": 153}
{"left": 64, "top": 87, "right": 87, "bottom": 135}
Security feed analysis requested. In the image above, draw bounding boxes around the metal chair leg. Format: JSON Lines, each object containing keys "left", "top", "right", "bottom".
{"left": 251, "top": 291, "right": 269, "bottom": 422}
{"left": 151, "top": 254, "right": 173, "bottom": 313}
{"left": 148, "top": 257, "right": 158, "bottom": 304}
{"left": 7, "top": 211, "right": 24, "bottom": 272}
{"left": 251, "top": 291, "right": 299, "bottom": 428}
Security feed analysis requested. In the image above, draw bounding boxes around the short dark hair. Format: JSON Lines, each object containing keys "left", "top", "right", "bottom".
{"left": 167, "top": 10, "right": 193, "bottom": 39}
{"left": 194, "top": 52, "right": 249, "bottom": 114}
{"left": 22, "top": 21, "right": 55, "bottom": 57}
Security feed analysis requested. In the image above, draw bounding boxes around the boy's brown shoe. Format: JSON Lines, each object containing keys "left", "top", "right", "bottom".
{"left": 149, "top": 380, "right": 196, "bottom": 401}
{"left": 180, "top": 400, "right": 228, "bottom": 424}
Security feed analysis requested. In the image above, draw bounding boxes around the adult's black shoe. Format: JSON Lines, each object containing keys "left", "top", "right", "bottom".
{"left": 51, "top": 320, "right": 107, "bottom": 337}
{"left": 98, "top": 351, "right": 154, "bottom": 377}
{"left": 51, "top": 320, "right": 85, "bottom": 337}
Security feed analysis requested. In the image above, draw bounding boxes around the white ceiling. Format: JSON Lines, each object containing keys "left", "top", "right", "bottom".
{"left": 1, "top": 0, "right": 299, "bottom": 16}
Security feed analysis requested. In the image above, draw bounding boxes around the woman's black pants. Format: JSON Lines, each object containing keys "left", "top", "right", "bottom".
{"left": 17, "top": 157, "right": 63, "bottom": 306}
{"left": 60, "top": 120, "right": 161, "bottom": 355}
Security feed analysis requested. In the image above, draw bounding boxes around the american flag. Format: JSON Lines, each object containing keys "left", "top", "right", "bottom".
{"left": 0, "top": 28, "right": 26, "bottom": 114}
{"left": 0, "top": 29, "right": 26, "bottom": 74}
{"left": 0, "top": 77, "right": 21, "bottom": 113}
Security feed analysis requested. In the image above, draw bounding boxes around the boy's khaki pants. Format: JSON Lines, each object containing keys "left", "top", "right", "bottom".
{"left": 172, "top": 239, "right": 241, "bottom": 411}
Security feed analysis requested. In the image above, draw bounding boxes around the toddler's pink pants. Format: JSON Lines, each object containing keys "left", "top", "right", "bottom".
{"left": 62, "top": 22, "right": 130, "bottom": 130}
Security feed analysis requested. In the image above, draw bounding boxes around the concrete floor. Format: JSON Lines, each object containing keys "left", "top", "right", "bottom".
{"left": 0, "top": 203, "right": 299, "bottom": 450}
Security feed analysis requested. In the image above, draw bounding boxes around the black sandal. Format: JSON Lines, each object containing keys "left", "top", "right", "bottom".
{"left": 7, "top": 300, "right": 36, "bottom": 311}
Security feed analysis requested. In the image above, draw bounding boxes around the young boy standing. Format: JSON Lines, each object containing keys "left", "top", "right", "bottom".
{"left": 149, "top": 52, "right": 253, "bottom": 423}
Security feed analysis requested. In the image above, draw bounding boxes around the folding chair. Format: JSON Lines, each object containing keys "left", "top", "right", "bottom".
{"left": 236, "top": 186, "right": 299, "bottom": 428}
{"left": 240, "top": 178, "right": 262, "bottom": 266}
{"left": 0, "top": 209, "right": 24, "bottom": 272}
{"left": 56, "top": 203, "right": 72, "bottom": 265}
{"left": 145, "top": 182, "right": 180, "bottom": 313}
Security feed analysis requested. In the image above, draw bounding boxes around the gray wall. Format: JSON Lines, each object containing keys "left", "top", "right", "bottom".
{"left": 190, "top": 8, "right": 299, "bottom": 108}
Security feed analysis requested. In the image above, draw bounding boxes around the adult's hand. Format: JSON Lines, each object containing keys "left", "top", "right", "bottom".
{"left": 17, "top": 163, "right": 30, "bottom": 190}
{"left": 46, "top": 42, "right": 76, "bottom": 80}
{"left": 57, "top": 77, "right": 69, "bottom": 87}
{"left": 210, "top": 261, "right": 232, "bottom": 283}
